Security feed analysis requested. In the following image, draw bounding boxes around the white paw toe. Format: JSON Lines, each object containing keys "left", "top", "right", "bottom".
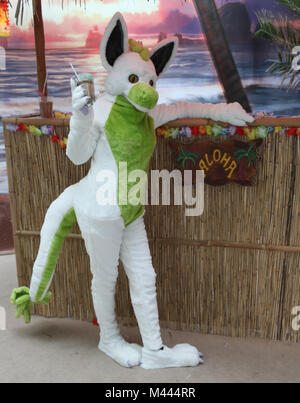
{"left": 99, "top": 339, "right": 142, "bottom": 368}
{"left": 141, "top": 343, "right": 203, "bottom": 369}
{"left": 173, "top": 344, "right": 200, "bottom": 366}
{"left": 127, "top": 360, "right": 137, "bottom": 368}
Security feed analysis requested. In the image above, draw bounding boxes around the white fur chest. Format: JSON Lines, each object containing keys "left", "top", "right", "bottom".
{"left": 73, "top": 94, "right": 122, "bottom": 220}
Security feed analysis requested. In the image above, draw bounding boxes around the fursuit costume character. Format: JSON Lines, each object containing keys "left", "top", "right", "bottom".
{"left": 11, "top": 13, "right": 254, "bottom": 369}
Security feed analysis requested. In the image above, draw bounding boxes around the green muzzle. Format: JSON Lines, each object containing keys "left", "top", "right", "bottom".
{"left": 128, "top": 82, "right": 159, "bottom": 110}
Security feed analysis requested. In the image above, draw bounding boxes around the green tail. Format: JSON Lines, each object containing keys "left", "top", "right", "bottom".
{"left": 35, "top": 208, "right": 77, "bottom": 302}
{"left": 11, "top": 208, "right": 77, "bottom": 324}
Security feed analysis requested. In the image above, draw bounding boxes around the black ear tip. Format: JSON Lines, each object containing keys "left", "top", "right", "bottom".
{"left": 115, "top": 18, "right": 122, "bottom": 27}
{"left": 112, "top": 12, "right": 126, "bottom": 30}
{"left": 150, "top": 40, "right": 177, "bottom": 76}
{"left": 114, "top": 19, "right": 122, "bottom": 32}
{"left": 105, "top": 16, "right": 126, "bottom": 68}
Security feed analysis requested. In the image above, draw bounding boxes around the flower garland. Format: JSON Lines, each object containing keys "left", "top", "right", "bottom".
{"left": 5, "top": 112, "right": 71, "bottom": 151}
{"left": 5, "top": 111, "right": 300, "bottom": 152}
{"left": 156, "top": 123, "right": 300, "bottom": 140}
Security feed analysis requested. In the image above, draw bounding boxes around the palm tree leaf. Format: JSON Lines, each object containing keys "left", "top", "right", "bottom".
{"left": 13, "top": 0, "right": 87, "bottom": 25}
{"left": 276, "top": 0, "right": 300, "bottom": 14}
{"left": 187, "top": 152, "right": 199, "bottom": 159}
{"left": 188, "top": 157, "right": 196, "bottom": 165}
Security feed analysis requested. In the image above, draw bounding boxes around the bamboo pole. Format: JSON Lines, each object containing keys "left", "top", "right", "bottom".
{"left": 166, "top": 117, "right": 300, "bottom": 128}
{"left": 14, "top": 230, "right": 300, "bottom": 253}
{"left": 277, "top": 135, "right": 298, "bottom": 339}
{"left": 192, "top": 0, "right": 252, "bottom": 112}
{"left": 3, "top": 123, "right": 24, "bottom": 285}
{"left": 32, "top": 0, "right": 47, "bottom": 96}
{"left": 15, "top": 230, "right": 83, "bottom": 240}
{"left": 3, "top": 116, "right": 300, "bottom": 128}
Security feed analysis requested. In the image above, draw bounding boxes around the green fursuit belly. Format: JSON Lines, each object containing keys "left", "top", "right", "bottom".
{"left": 104, "top": 96, "right": 156, "bottom": 227}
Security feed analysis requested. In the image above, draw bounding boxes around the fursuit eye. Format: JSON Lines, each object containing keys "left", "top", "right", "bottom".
{"left": 149, "top": 80, "right": 154, "bottom": 87}
{"left": 129, "top": 74, "right": 139, "bottom": 84}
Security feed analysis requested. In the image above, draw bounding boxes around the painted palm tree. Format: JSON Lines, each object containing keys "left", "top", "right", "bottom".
{"left": 177, "top": 147, "right": 198, "bottom": 169}
{"left": 255, "top": 0, "right": 300, "bottom": 90}
{"left": 234, "top": 144, "right": 259, "bottom": 167}
{"left": 192, "top": 0, "right": 252, "bottom": 112}
{"left": 14, "top": 0, "right": 87, "bottom": 96}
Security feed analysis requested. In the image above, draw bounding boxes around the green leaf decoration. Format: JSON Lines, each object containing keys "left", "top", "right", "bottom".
{"left": 177, "top": 147, "right": 198, "bottom": 169}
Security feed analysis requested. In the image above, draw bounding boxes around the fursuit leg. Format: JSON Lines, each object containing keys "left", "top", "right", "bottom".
{"left": 120, "top": 216, "right": 203, "bottom": 369}
{"left": 76, "top": 215, "right": 142, "bottom": 368}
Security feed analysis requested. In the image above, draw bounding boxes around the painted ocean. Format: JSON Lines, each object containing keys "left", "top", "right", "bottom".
{"left": 0, "top": 44, "right": 299, "bottom": 193}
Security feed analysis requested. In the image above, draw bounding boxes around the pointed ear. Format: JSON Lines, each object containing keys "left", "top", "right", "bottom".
{"left": 100, "top": 13, "right": 129, "bottom": 71}
{"left": 150, "top": 38, "right": 178, "bottom": 77}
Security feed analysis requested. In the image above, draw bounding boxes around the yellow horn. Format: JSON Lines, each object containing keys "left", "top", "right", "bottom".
{"left": 128, "top": 39, "right": 150, "bottom": 62}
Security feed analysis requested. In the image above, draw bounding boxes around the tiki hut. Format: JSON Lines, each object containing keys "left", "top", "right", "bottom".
{"left": 2, "top": 0, "right": 300, "bottom": 342}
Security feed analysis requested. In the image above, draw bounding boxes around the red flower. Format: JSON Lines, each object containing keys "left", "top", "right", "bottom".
{"left": 286, "top": 127, "right": 297, "bottom": 136}
{"left": 199, "top": 126, "right": 206, "bottom": 136}
{"left": 192, "top": 126, "right": 199, "bottom": 137}
{"left": 236, "top": 126, "right": 246, "bottom": 136}
{"left": 92, "top": 317, "right": 99, "bottom": 327}
{"left": 51, "top": 134, "right": 59, "bottom": 143}
{"left": 17, "top": 123, "right": 29, "bottom": 133}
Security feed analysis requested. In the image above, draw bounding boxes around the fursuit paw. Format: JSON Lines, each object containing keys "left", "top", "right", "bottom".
{"left": 10, "top": 286, "right": 52, "bottom": 324}
{"left": 99, "top": 337, "right": 142, "bottom": 368}
{"left": 212, "top": 102, "right": 254, "bottom": 127}
{"left": 70, "top": 78, "right": 94, "bottom": 120}
{"left": 141, "top": 344, "right": 204, "bottom": 369}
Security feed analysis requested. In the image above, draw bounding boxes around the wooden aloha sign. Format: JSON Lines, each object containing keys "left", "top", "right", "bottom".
{"left": 169, "top": 138, "right": 263, "bottom": 186}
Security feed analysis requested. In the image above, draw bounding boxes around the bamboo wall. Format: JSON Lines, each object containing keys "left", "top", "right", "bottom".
{"left": 3, "top": 116, "right": 300, "bottom": 342}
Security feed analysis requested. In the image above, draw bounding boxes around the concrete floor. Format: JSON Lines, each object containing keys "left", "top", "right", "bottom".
{"left": 1, "top": 254, "right": 300, "bottom": 383}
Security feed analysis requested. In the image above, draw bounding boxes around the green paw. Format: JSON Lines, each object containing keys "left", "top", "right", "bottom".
{"left": 10, "top": 287, "right": 52, "bottom": 324}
